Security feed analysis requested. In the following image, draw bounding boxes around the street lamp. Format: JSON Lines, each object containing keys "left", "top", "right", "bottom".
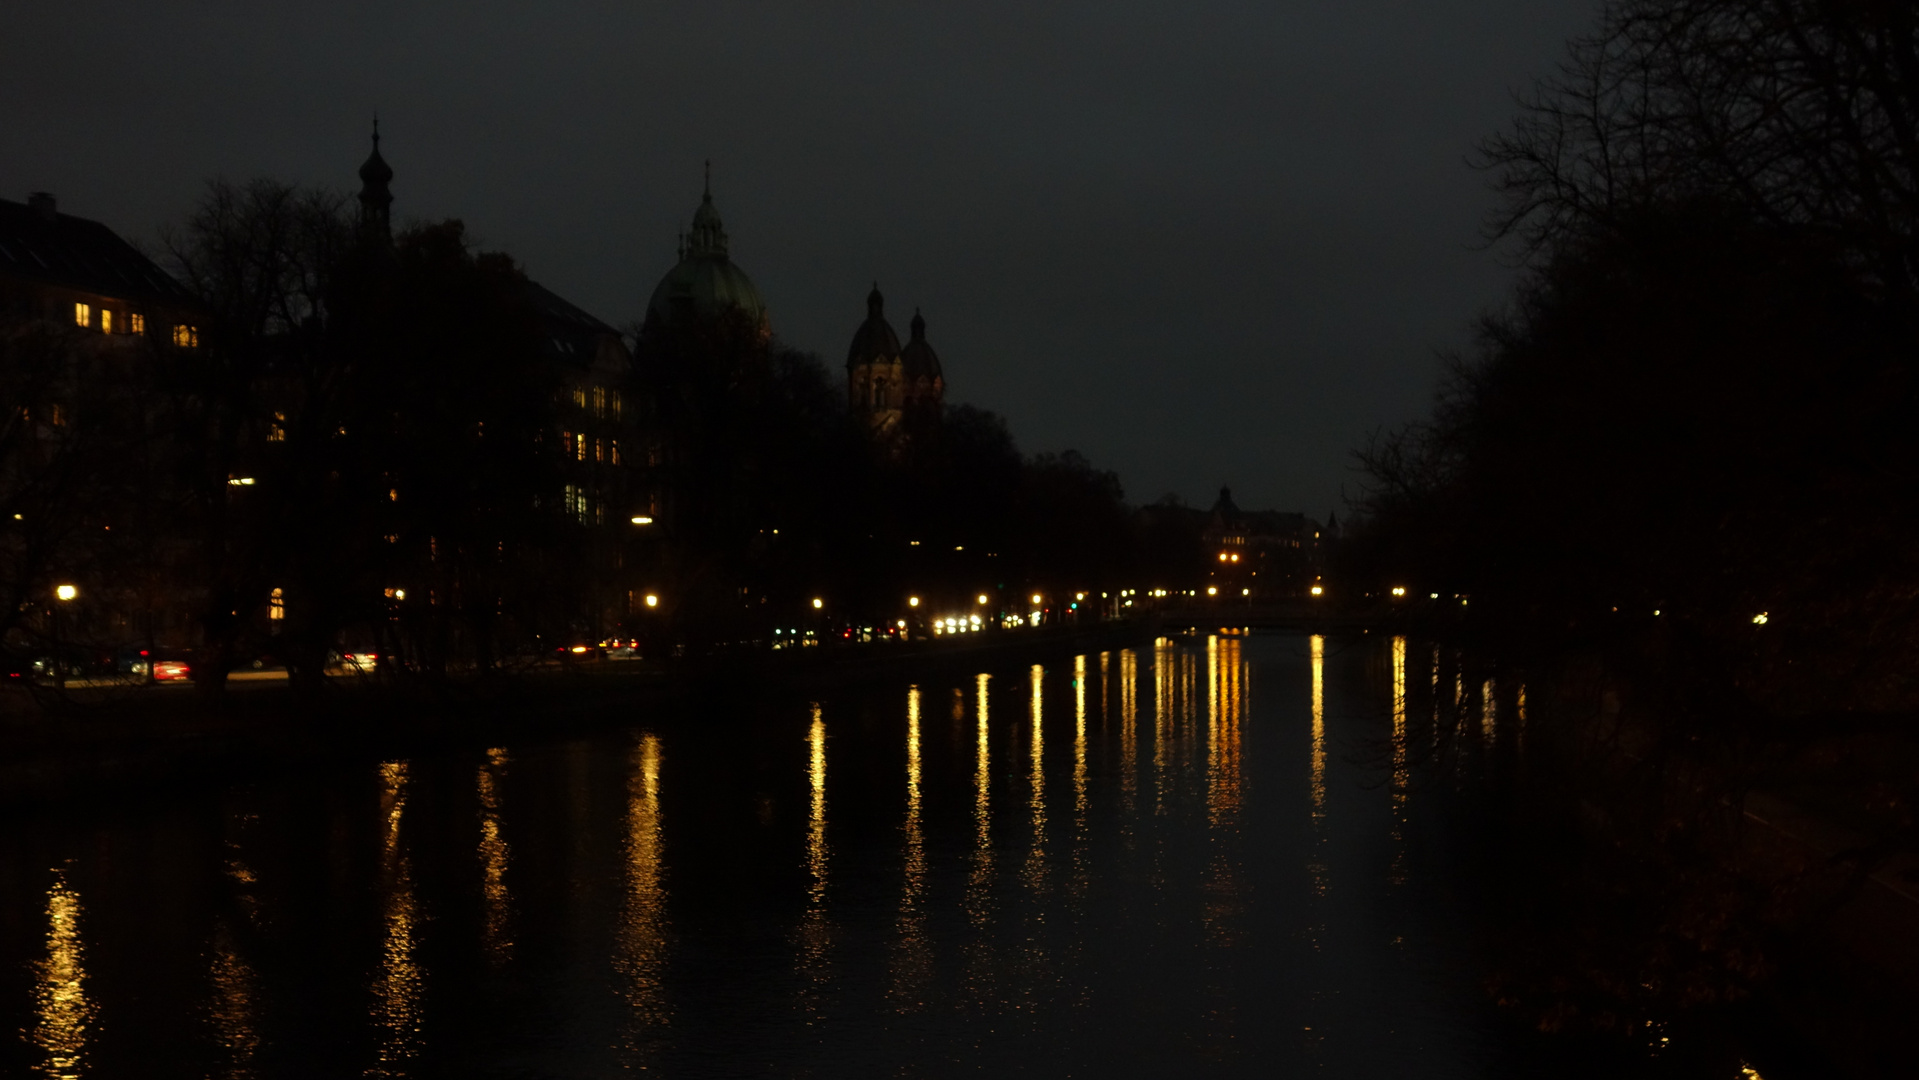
{"left": 977, "top": 594, "right": 988, "bottom": 605}
{"left": 812, "top": 598, "right": 823, "bottom": 609}
{"left": 631, "top": 516, "right": 654, "bottom": 525}
{"left": 1030, "top": 594, "right": 1042, "bottom": 605}
{"left": 644, "top": 594, "right": 659, "bottom": 608}
{"left": 55, "top": 584, "right": 77, "bottom": 602}
{"left": 52, "top": 584, "right": 76, "bottom": 689}
{"left": 908, "top": 596, "right": 920, "bottom": 607}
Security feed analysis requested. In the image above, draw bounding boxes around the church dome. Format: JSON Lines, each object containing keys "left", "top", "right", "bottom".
{"left": 847, "top": 284, "right": 901, "bottom": 368}
{"left": 645, "top": 174, "right": 767, "bottom": 329}
{"left": 900, "top": 308, "right": 942, "bottom": 381}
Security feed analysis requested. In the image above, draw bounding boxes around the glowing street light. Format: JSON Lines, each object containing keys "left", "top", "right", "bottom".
{"left": 1031, "top": 594, "right": 1042, "bottom": 605}
{"left": 812, "top": 598, "right": 824, "bottom": 609}
{"left": 644, "top": 594, "right": 659, "bottom": 608}
{"left": 908, "top": 596, "right": 920, "bottom": 607}
{"left": 630, "top": 515, "right": 654, "bottom": 525}
{"left": 55, "top": 584, "right": 76, "bottom": 602}
{"left": 1391, "top": 586, "right": 1406, "bottom": 597}
{"left": 1310, "top": 585, "right": 1324, "bottom": 597}
{"left": 1207, "top": 586, "right": 1218, "bottom": 596}
{"left": 977, "top": 594, "right": 988, "bottom": 605}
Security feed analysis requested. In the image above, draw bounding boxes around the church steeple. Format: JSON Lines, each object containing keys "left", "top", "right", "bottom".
{"left": 357, "top": 118, "right": 394, "bottom": 244}
{"left": 684, "top": 160, "right": 729, "bottom": 259}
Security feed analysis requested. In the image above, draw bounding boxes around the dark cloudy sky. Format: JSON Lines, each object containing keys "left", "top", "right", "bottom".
{"left": 5, "top": 0, "right": 1593, "bottom": 514}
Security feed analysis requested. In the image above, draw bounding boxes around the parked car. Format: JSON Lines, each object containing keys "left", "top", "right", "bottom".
{"left": 153, "top": 659, "right": 191, "bottom": 681}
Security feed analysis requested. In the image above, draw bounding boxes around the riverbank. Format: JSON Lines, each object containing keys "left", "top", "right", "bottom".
{"left": 0, "top": 618, "right": 1156, "bottom": 808}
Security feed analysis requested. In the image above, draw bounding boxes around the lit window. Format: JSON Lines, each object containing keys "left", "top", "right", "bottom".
{"left": 609, "top": 390, "right": 622, "bottom": 419}
{"left": 577, "top": 435, "right": 587, "bottom": 461}
{"left": 100, "top": 309, "right": 112, "bottom": 334}
{"left": 74, "top": 302, "right": 90, "bottom": 328}
{"left": 269, "top": 587, "right": 285, "bottom": 621}
{"left": 609, "top": 439, "right": 621, "bottom": 465}
{"left": 595, "top": 438, "right": 605, "bottom": 463}
{"left": 572, "top": 387, "right": 587, "bottom": 409}
{"left": 563, "top": 431, "right": 573, "bottom": 457}
{"left": 593, "top": 386, "right": 606, "bottom": 416}
{"left": 129, "top": 312, "right": 144, "bottom": 334}
{"left": 269, "top": 411, "right": 286, "bottom": 442}
{"left": 172, "top": 324, "right": 199, "bottom": 347}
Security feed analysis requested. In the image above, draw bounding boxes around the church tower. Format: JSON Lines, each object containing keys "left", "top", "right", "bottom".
{"left": 847, "top": 284, "right": 904, "bottom": 440}
{"left": 847, "top": 285, "right": 944, "bottom": 451}
{"left": 357, "top": 119, "right": 393, "bottom": 245}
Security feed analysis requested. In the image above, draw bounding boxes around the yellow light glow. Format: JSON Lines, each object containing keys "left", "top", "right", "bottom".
{"left": 1207, "top": 586, "right": 1217, "bottom": 596}
{"left": 812, "top": 598, "right": 823, "bottom": 609}
{"left": 1218, "top": 553, "right": 1228, "bottom": 562}
{"left": 897, "top": 619, "right": 907, "bottom": 627}
{"left": 630, "top": 516, "right": 654, "bottom": 525}
{"left": 74, "top": 302, "right": 91, "bottom": 327}
{"left": 908, "top": 596, "right": 920, "bottom": 607}
{"left": 1230, "top": 554, "right": 1239, "bottom": 562}
{"left": 1752, "top": 612, "right": 1769, "bottom": 625}
{"left": 571, "top": 646, "right": 589, "bottom": 654}
{"left": 977, "top": 594, "right": 988, "bottom": 605}
{"left": 1031, "top": 594, "right": 1042, "bottom": 605}
{"left": 644, "top": 594, "right": 658, "bottom": 608}
{"left": 1391, "top": 586, "right": 1406, "bottom": 597}
{"left": 394, "top": 589, "right": 406, "bottom": 601}
{"left": 1310, "top": 585, "right": 1324, "bottom": 596}
{"left": 100, "top": 309, "right": 112, "bottom": 334}
{"left": 227, "top": 477, "right": 255, "bottom": 486}
{"left": 55, "top": 584, "right": 76, "bottom": 602}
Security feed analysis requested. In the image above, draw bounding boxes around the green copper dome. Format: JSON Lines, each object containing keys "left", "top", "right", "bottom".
{"left": 645, "top": 174, "right": 767, "bottom": 331}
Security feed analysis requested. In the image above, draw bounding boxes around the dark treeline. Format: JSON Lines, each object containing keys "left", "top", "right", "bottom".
{"left": 1346, "top": 0, "right": 1919, "bottom": 1050}
{"left": 3, "top": 179, "right": 1212, "bottom": 699}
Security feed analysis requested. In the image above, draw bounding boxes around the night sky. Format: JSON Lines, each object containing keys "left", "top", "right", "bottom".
{"left": 5, "top": 0, "right": 1592, "bottom": 515}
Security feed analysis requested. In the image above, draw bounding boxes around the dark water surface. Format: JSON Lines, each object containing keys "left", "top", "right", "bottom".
{"left": 0, "top": 634, "right": 1778, "bottom": 1077}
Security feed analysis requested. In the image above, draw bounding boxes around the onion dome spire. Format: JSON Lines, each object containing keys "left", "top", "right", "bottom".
{"left": 357, "top": 117, "right": 394, "bottom": 243}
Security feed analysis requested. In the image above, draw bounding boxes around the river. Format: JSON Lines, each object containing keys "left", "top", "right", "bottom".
{"left": 0, "top": 633, "right": 1785, "bottom": 1077}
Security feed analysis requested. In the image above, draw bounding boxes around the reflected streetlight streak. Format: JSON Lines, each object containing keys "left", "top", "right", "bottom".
{"left": 1309, "top": 634, "right": 1329, "bottom": 897}
{"left": 893, "top": 687, "right": 930, "bottom": 1003}
{"left": 1073, "top": 655, "right": 1089, "bottom": 822}
{"left": 1154, "top": 638, "right": 1173, "bottom": 816}
{"left": 966, "top": 674, "right": 994, "bottom": 928}
{"left": 477, "top": 748, "right": 513, "bottom": 963}
{"left": 371, "top": 761, "right": 423, "bottom": 1077}
{"left": 32, "top": 866, "right": 92, "bottom": 1080}
{"left": 798, "top": 707, "right": 833, "bottom": 1010}
{"left": 616, "top": 734, "right": 670, "bottom": 1039}
{"left": 1391, "top": 636, "right": 1410, "bottom": 887}
{"left": 1482, "top": 679, "right": 1497, "bottom": 739}
{"left": 1025, "top": 664, "right": 1047, "bottom": 891}
{"left": 208, "top": 918, "right": 260, "bottom": 1079}
{"left": 1119, "top": 649, "right": 1139, "bottom": 819}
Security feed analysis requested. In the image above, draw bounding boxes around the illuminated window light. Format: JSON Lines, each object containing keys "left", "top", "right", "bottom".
{"left": 269, "top": 587, "right": 284, "bottom": 620}
{"left": 100, "top": 309, "right": 112, "bottom": 333}
{"left": 227, "top": 476, "right": 255, "bottom": 486}
{"left": 73, "top": 302, "right": 90, "bottom": 328}
{"left": 129, "top": 312, "right": 144, "bottom": 334}
{"left": 172, "top": 324, "right": 198, "bottom": 347}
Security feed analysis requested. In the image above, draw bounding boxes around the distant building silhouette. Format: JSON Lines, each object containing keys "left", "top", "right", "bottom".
{"left": 846, "top": 284, "right": 944, "bottom": 452}
{"left": 1202, "top": 486, "right": 1326, "bottom": 597}
{"left": 358, "top": 119, "right": 394, "bottom": 245}
{"left": 0, "top": 191, "right": 199, "bottom": 343}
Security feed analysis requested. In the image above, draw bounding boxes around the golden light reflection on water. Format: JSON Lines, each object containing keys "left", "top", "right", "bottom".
{"left": 616, "top": 733, "right": 669, "bottom": 1036}
{"left": 1309, "top": 634, "right": 1329, "bottom": 897}
{"left": 1024, "top": 664, "right": 1048, "bottom": 892}
{"left": 798, "top": 707, "right": 833, "bottom": 1009}
{"left": 1073, "top": 655, "right": 1088, "bottom": 822}
{"left": 969, "top": 674, "right": 993, "bottom": 918}
{"left": 892, "top": 687, "right": 931, "bottom": 1005}
{"left": 1391, "top": 636, "right": 1410, "bottom": 887}
{"left": 208, "top": 918, "right": 259, "bottom": 1078}
{"left": 1154, "top": 638, "right": 1174, "bottom": 816}
{"left": 1203, "top": 635, "right": 1248, "bottom": 951}
{"left": 371, "top": 760, "right": 423, "bottom": 1077}
{"left": 1482, "top": 679, "right": 1497, "bottom": 739}
{"left": 32, "top": 867, "right": 91, "bottom": 1080}
{"left": 477, "top": 748, "right": 513, "bottom": 963}
{"left": 1119, "top": 649, "right": 1138, "bottom": 819}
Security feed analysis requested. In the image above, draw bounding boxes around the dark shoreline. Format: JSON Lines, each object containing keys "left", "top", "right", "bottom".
{"left": 0, "top": 619, "right": 1159, "bottom": 809}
